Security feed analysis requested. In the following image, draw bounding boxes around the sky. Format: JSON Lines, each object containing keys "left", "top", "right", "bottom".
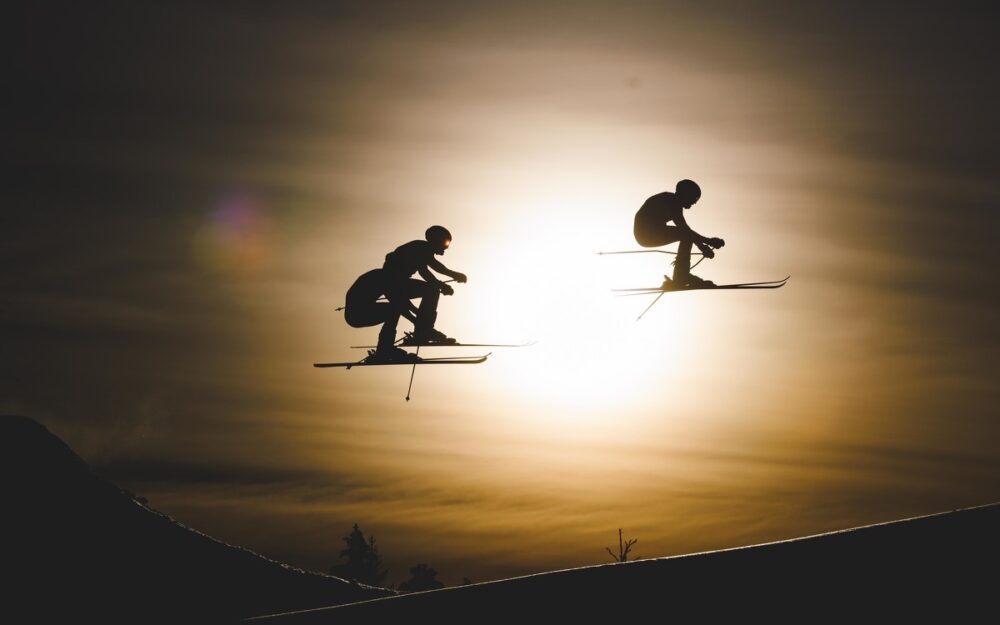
{"left": 4, "top": 1, "right": 998, "bottom": 585}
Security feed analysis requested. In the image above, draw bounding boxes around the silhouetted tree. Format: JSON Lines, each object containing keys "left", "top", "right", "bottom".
{"left": 606, "top": 528, "right": 638, "bottom": 562}
{"left": 329, "top": 524, "right": 388, "bottom": 586}
{"left": 397, "top": 563, "right": 445, "bottom": 592}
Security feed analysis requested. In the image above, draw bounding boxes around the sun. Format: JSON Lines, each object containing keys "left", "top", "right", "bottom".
{"left": 453, "top": 204, "right": 703, "bottom": 421}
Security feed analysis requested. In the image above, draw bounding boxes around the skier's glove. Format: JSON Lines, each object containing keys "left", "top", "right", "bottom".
{"left": 440, "top": 283, "right": 455, "bottom": 296}
{"left": 453, "top": 272, "right": 468, "bottom": 284}
{"left": 707, "top": 237, "right": 725, "bottom": 249}
{"left": 696, "top": 242, "right": 716, "bottom": 259}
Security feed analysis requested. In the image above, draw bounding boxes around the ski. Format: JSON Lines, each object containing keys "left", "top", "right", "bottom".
{"left": 314, "top": 353, "right": 490, "bottom": 369}
{"left": 695, "top": 280, "right": 788, "bottom": 290}
{"left": 350, "top": 341, "right": 535, "bottom": 349}
{"left": 614, "top": 276, "right": 789, "bottom": 294}
{"left": 597, "top": 249, "right": 706, "bottom": 257}
{"left": 614, "top": 276, "right": 790, "bottom": 320}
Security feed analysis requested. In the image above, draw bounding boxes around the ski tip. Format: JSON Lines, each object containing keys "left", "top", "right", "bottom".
{"left": 350, "top": 340, "right": 536, "bottom": 349}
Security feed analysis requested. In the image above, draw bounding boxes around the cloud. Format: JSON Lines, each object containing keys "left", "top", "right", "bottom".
{"left": 5, "top": 1, "right": 998, "bottom": 586}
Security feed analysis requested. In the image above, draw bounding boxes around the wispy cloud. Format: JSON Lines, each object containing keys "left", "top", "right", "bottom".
{"left": 5, "top": 1, "right": 997, "bottom": 586}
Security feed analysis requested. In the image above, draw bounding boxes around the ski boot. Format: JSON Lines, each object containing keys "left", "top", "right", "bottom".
{"left": 365, "top": 345, "right": 421, "bottom": 363}
{"left": 676, "top": 273, "right": 716, "bottom": 289}
{"left": 402, "top": 329, "right": 458, "bottom": 346}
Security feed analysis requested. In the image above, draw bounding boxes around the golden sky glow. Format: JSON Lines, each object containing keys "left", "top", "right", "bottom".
{"left": 5, "top": 2, "right": 998, "bottom": 585}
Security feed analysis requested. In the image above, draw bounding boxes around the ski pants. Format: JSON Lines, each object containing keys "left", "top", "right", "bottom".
{"left": 634, "top": 224, "right": 695, "bottom": 281}
{"left": 345, "top": 269, "right": 440, "bottom": 349}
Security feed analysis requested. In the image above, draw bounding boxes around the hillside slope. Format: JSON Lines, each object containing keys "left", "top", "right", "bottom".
{"left": 251, "top": 503, "right": 999, "bottom": 623}
{"left": 2, "top": 415, "right": 392, "bottom": 623}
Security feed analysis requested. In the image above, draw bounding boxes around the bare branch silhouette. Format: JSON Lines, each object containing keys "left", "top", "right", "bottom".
{"left": 606, "top": 528, "right": 638, "bottom": 563}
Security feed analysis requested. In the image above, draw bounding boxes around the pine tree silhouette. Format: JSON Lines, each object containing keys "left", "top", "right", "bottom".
{"left": 398, "top": 563, "right": 445, "bottom": 592}
{"left": 329, "top": 523, "right": 388, "bottom": 586}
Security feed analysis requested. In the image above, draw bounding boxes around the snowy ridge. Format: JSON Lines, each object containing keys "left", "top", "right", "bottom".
{"left": 249, "top": 502, "right": 999, "bottom": 623}
{"left": 126, "top": 493, "right": 383, "bottom": 592}
{"left": 5, "top": 414, "right": 994, "bottom": 624}
{"left": 2, "top": 415, "right": 392, "bottom": 623}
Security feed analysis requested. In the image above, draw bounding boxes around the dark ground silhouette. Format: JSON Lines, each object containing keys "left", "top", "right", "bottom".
{"left": 249, "top": 503, "right": 999, "bottom": 623}
{"left": 6, "top": 414, "right": 996, "bottom": 623}
{"left": 2, "top": 415, "right": 392, "bottom": 623}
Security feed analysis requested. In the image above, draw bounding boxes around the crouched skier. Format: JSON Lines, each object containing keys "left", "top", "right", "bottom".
{"left": 344, "top": 225, "right": 468, "bottom": 362}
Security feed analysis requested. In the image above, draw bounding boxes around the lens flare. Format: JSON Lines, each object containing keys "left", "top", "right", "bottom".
{"left": 193, "top": 192, "right": 273, "bottom": 275}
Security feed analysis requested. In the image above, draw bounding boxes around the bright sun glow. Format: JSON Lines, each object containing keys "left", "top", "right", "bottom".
{"left": 451, "top": 186, "right": 706, "bottom": 422}
{"left": 331, "top": 121, "right": 745, "bottom": 431}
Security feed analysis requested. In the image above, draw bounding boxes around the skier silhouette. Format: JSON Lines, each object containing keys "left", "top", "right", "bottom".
{"left": 344, "top": 226, "right": 467, "bottom": 362}
{"left": 633, "top": 179, "right": 725, "bottom": 288}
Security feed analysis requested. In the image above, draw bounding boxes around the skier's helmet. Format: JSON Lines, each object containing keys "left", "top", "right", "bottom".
{"left": 425, "top": 225, "right": 452, "bottom": 250}
{"left": 675, "top": 179, "right": 701, "bottom": 203}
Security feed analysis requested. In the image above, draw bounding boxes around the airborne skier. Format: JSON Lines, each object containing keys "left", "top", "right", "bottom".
{"left": 344, "top": 226, "right": 468, "bottom": 362}
{"left": 633, "top": 179, "right": 726, "bottom": 288}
